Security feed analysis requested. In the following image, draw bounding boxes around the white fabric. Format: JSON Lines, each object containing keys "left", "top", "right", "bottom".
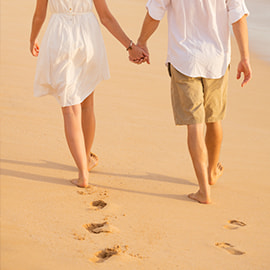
{"left": 34, "top": 0, "right": 110, "bottom": 107}
{"left": 146, "top": 0, "right": 249, "bottom": 79}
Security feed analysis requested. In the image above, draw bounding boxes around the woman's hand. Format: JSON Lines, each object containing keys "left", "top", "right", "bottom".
{"left": 30, "top": 0, "right": 48, "bottom": 56}
{"left": 30, "top": 40, "right": 40, "bottom": 57}
{"left": 128, "top": 44, "right": 149, "bottom": 64}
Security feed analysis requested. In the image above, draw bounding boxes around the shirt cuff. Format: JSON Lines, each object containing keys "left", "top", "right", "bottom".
{"left": 229, "top": 2, "right": 249, "bottom": 24}
{"left": 146, "top": 1, "right": 166, "bottom": 21}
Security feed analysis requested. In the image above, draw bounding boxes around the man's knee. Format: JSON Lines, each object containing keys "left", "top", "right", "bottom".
{"left": 187, "top": 123, "right": 205, "bottom": 139}
{"left": 206, "top": 121, "right": 222, "bottom": 131}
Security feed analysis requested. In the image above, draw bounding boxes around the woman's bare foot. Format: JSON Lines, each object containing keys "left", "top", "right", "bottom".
{"left": 88, "top": 152, "right": 99, "bottom": 172}
{"left": 188, "top": 190, "right": 212, "bottom": 204}
{"left": 209, "top": 162, "right": 224, "bottom": 185}
{"left": 71, "top": 178, "right": 89, "bottom": 188}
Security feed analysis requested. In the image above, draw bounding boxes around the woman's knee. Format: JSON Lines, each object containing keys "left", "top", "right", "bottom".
{"left": 81, "top": 93, "right": 94, "bottom": 110}
{"left": 62, "top": 104, "right": 81, "bottom": 117}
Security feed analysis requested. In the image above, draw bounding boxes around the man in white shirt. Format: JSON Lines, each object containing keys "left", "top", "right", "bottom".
{"left": 136, "top": 0, "right": 252, "bottom": 204}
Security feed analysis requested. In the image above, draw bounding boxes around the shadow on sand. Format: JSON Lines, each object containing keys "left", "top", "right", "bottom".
{"left": 1, "top": 158, "right": 195, "bottom": 202}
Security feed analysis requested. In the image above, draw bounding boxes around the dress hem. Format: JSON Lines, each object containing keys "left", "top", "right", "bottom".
{"left": 34, "top": 75, "right": 110, "bottom": 107}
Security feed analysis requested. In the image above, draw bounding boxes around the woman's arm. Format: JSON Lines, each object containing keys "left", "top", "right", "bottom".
{"left": 93, "top": 0, "right": 148, "bottom": 63}
{"left": 30, "top": 0, "right": 48, "bottom": 56}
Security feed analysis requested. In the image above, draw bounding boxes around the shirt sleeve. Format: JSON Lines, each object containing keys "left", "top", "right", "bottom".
{"left": 146, "top": 0, "right": 170, "bottom": 21}
{"left": 226, "top": 0, "right": 249, "bottom": 24}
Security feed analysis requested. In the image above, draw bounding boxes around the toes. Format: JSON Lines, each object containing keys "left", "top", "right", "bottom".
{"left": 217, "top": 162, "right": 223, "bottom": 171}
{"left": 90, "top": 152, "right": 98, "bottom": 162}
{"left": 88, "top": 153, "right": 99, "bottom": 172}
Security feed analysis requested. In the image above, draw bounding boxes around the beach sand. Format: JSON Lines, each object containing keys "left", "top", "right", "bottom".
{"left": 1, "top": 0, "right": 270, "bottom": 269}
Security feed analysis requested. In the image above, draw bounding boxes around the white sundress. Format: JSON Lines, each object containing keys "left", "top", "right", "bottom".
{"left": 34, "top": 0, "right": 110, "bottom": 107}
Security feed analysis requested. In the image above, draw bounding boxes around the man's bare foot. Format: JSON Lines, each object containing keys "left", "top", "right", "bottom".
{"left": 71, "top": 178, "right": 89, "bottom": 188}
{"left": 88, "top": 152, "right": 98, "bottom": 172}
{"left": 188, "top": 190, "right": 212, "bottom": 204}
{"left": 209, "top": 162, "right": 224, "bottom": 185}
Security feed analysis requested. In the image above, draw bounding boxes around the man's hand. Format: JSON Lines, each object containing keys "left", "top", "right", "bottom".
{"left": 128, "top": 44, "right": 149, "bottom": 64}
{"left": 136, "top": 42, "right": 150, "bottom": 64}
{"left": 237, "top": 58, "right": 252, "bottom": 87}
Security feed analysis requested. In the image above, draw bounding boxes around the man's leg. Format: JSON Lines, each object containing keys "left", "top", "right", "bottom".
{"left": 203, "top": 68, "right": 229, "bottom": 185}
{"left": 187, "top": 123, "right": 211, "bottom": 204}
{"left": 169, "top": 65, "right": 210, "bottom": 203}
{"left": 205, "top": 121, "right": 224, "bottom": 185}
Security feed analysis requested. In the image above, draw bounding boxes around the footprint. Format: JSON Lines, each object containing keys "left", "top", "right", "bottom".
{"left": 72, "top": 233, "right": 85, "bottom": 240}
{"left": 224, "top": 220, "right": 246, "bottom": 230}
{"left": 77, "top": 186, "right": 97, "bottom": 196}
{"left": 98, "top": 190, "right": 109, "bottom": 199}
{"left": 84, "top": 222, "right": 117, "bottom": 234}
{"left": 90, "top": 200, "right": 107, "bottom": 210}
{"left": 229, "top": 220, "right": 246, "bottom": 227}
{"left": 128, "top": 253, "right": 144, "bottom": 259}
{"left": 90, "top": 245, "right": 122, "bottom": 263}
{"left": 215, "top": 242, "right": 245, "bottom": 255}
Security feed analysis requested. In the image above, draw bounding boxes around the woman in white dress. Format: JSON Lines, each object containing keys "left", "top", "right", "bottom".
{"left": 30, "top": 0, "right": 148, "bottom": 187}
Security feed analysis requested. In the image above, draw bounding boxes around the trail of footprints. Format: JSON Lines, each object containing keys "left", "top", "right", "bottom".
{"left": 75, "top": 186, "right": 247, "bottom": 260}
{"left": 74, "top": 188, "right": 142, "bottom": 263}
{"left": 216, "top": 219, "right": 247, "bottom": 255}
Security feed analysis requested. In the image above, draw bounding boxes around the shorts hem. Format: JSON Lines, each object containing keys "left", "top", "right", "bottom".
{"left": 174, "top": 116, "right": 225, "bottom": 126}
{"left": 174, "top": 119, "right": 204, "bottom": 126}
{"left": 205, "top": 116, "right": 225, "bottom": 123}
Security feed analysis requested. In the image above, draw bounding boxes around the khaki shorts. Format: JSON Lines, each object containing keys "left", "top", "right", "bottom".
{"left": 170, "top": 64, "right": 229, "bottom": 125}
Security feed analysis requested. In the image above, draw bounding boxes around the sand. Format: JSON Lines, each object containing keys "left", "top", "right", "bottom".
{"left": 1, "top": 0, "right": 270, "bottom": 269}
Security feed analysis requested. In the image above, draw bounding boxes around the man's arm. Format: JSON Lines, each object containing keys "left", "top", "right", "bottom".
{"left": 232, "top": 15, "right": 252, "bottom": 87}
{"left": 137, "top": 12, "right": 160, "bottom": 64}
{"left": 93, "top": 0, "right": 148, "bottom": 63}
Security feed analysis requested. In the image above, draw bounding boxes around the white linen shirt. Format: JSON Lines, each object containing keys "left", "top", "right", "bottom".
{"left": 146, "top": 0, "right": 249, "bottom": 79}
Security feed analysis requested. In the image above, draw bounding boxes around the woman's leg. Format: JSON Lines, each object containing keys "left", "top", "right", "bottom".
{"left": 81, "top": 92, "right": 98, "bottom": 171}
{"left": 62, "top": 104, "right": 88, "bottom": 187}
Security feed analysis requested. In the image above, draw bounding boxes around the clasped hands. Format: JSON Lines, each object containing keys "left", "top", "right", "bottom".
{"left": 128, "top": 42, "right": 150, "bottom": 65}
